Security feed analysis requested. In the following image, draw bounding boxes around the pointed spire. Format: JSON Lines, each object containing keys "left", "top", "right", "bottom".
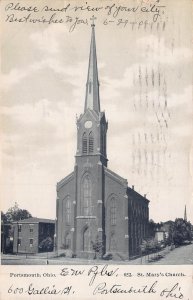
{"left": 84, "top": 16, "right": 100, "bottom": 112}
{"left": 184, "top": 205, "right": 187, "bottom": 221}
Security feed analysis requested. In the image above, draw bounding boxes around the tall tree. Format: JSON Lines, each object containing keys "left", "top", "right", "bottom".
{"left": 169, "top": 218, "right": 192, "bottom": 246}
{"left": 148, "top": 219, "right": 163, "bottom": 237}
{"left": 1, "top": 211, "right": 8, "bottom": 223}
{"left": 2, "top": 202, "right": 32, "bottom": 223}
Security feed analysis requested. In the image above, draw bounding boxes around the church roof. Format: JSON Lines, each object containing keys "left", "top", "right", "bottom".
{"left": 57, "top": 171, "right": 74, "bottom": 190}
{"left": 105, "top": 167, "right": 127, "bottom": 185}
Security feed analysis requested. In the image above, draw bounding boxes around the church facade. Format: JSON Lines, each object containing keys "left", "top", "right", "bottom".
{"left": 56, "top": 24, "right": 149, "bottom": 260}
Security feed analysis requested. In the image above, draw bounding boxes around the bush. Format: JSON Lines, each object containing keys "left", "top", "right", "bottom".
{"left": 182, "top": 240, "right": 191, "bottom": 245}
{"left": 103, "top": 253, "right": 113, "bottom": 260}
{"left": 91, "top": 237, "right": 104, "bottom": 259}
{"left": 58, "top": 253, "right": 66, "bottom": 258}
{"left": 39, "top": 237, "right": 53, "bottom": 252}
{"left": 64, "top": 249, "right": 73, "bottom": 258}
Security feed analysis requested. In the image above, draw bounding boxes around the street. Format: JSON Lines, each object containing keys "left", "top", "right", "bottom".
{"left": 1, "top": 244, "right": 193, "bottom": 265}
{"left": 148, "top": 243, "right": 193, "bottom": 265}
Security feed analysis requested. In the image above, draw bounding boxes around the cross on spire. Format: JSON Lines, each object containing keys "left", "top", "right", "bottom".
{"left": 90, "top": 15, "right": 97, "bottom": 27}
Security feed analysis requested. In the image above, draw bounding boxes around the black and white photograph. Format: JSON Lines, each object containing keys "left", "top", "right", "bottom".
{"left": 1, "top": 0, "right": 192, "bottom": 299}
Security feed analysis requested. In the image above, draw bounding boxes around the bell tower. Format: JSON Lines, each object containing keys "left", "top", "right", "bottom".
{"left": 74, "top": 19, "right": 107, "bottom": 257}
{"left": 75, "top": 19, "right": 108, "bottom": 167}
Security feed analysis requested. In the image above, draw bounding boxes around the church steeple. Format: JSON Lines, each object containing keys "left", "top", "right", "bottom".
{"left": 184, "top": 205, "right": 187, "bottom": 221}
{"left": 76, "top": 17, "right": 108, "bottom": 166}
{"left": 84, "top": 17, "right": 100, "bottom": 112}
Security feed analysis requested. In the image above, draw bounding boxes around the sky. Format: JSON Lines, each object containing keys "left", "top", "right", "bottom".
{"left": 0, "top": 0, "right": 192, "bottom": 223}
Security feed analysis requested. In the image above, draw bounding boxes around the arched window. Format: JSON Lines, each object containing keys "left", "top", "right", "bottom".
{"left": 89, "top": 131, "right": 94, "bottom": 153}
{"left": 83, "top": 175, "right": 92, "bottom": 215}
{"left": 82, "top": 132, "right": 87, "bottom": 154}
{"left": 64, "top": 232, "right": 71, "bottom": 249}
{"left": 110, "top": 198, "right": 116, "bottom": 225}
{"left": 65, "top": 197, "right": 71, "bottom": 225}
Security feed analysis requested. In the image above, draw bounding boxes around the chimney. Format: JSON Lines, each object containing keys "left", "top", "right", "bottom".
{"left": 144, "top": 194, "right": 146, "bottom": 198}
{"left": 132, "top": 185, "right": 134, "bottom": 190}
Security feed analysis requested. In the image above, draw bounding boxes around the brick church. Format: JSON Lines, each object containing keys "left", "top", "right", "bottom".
{"left": 56, "top": 22, "right": 149, "bottom": 260}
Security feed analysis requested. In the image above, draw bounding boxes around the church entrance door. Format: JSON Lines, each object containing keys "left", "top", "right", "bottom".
{"left": 83, "top": 227, "right": 92, "bottom": 252}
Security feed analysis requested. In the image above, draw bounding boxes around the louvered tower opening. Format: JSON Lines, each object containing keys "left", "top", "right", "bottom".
{"left": 89, "top": 132, "right": 94, "bottom": 153}
{"left": 82, "top": 132, "right": 87, "bottom": 154}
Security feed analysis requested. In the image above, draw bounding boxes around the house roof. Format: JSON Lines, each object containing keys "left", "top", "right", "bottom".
{"left": 12, "top": 217, "right": 55, "bottom": 224}
{"left": 127, "top": 187, "right": 150, "bottom": 203}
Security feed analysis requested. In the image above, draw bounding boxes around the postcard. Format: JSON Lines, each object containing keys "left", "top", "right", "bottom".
{"left": 0, "top": 0, "right": 192, "bottom": 299}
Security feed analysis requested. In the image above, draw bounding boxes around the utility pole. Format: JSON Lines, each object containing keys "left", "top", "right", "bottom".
{"left": 17, "top": 222, "right": 19, "bottom": 254}
{"left": 2, "top": 223, "right": 5, "bottom": 254}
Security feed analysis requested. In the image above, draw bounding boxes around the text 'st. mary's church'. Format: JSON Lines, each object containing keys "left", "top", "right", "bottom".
{"left": 56, "top": 23, "right": 149, "bottom": 259}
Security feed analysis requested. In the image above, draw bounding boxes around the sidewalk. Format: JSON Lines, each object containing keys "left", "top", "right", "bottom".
{"left": 1, "top": 244, "right": 192, "bottom": 265}
{"left": 1, "top": 252, "right": 55, "bottom": 260}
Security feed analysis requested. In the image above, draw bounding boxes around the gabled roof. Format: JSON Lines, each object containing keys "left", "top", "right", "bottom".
{"left": 105, "top": 167, "right": 127, "bottom": 186}
{"left": 57, "top": 171, "right": 74, "bottom": 190}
